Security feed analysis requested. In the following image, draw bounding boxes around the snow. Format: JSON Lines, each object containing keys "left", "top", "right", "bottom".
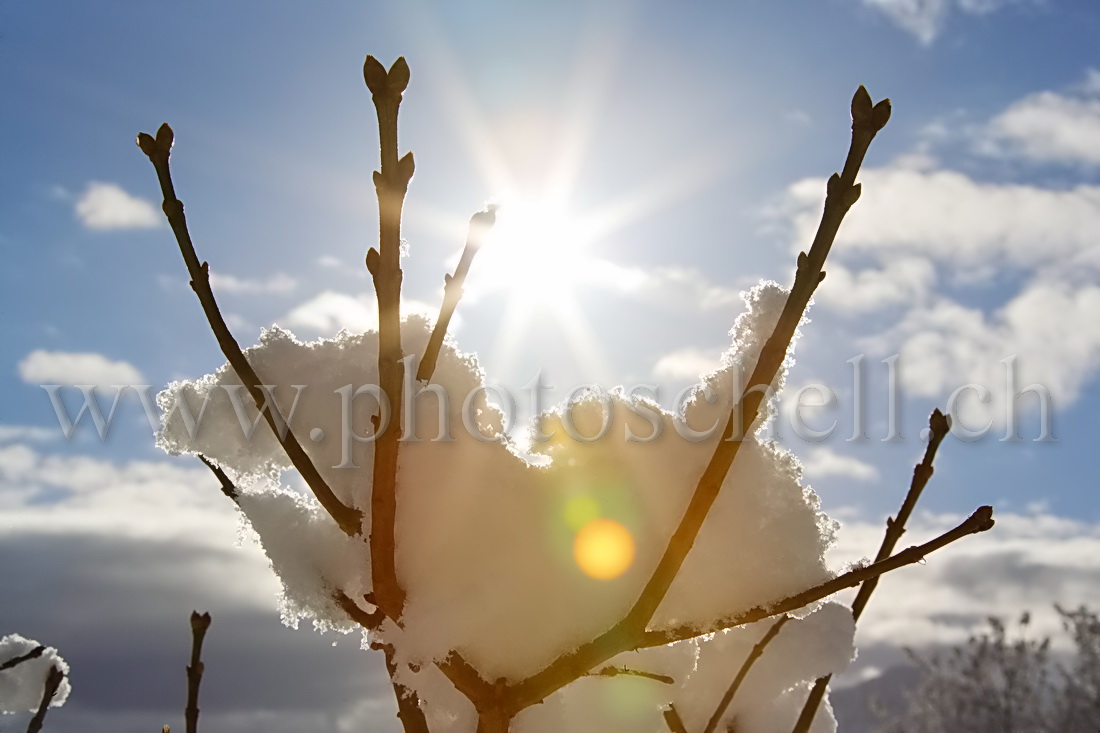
{"left": 156, "top": 281, "right": 852, "bottom": 729}
{"left": 0, "top": 634, "right": 70, "bottom": 713}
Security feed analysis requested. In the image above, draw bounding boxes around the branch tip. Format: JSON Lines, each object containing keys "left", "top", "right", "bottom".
{"left": 851, "top": 85, "right": 873, "bottom": 125}
{"left": 156, "top": 122, "right": 174, "bottom": 148}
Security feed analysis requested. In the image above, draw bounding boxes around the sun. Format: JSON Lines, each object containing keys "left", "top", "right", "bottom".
{"left": 474, "top": 197, "right": 593, "bottom": 308}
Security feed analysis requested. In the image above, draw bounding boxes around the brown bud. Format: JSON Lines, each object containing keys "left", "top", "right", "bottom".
{"left": 398, "top": 151, "right": 415, "bottom": 183}
{"left": 826, "top": 172, "right": 842, "bottom": 197}
{"left": 930, "top": 407, "right": 950, "bottom": 436}
{"left": 363, "top": 55, "right": 388, "bottom": 95}
{"left": 797, "top": 251, "right": 808, "bottom": 270}
{"left": 372, "top": 170, "right": 383, "bottom": 190}
{"left": 156, "top": 122, "right": 174, "bottom": 150}
{"left": 366, "top": 247, "right": 380, "bottom": 275}
{"left": 387, "top": 57, "right": 410, "bottom": 96}
{"left": 872, "top": 98, "right": 892, "bottom": 132}
{"left": 136, "top": 132, "right": 158, "bottom": 158}
{"left": 851, "top": 85, "right": 873, "bottom": 128}
{"left": 845, "top": 183, "right": 862, "bottom": 207}
{"left": 190, "top": 610, "right": 211, "bottom": 635}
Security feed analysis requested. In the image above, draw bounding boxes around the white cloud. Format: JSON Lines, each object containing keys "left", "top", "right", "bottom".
{"left": 816, "top": 258, "right": 936, "bottom": 314}
{"left": 863, "top": 0, "right": 950, "bottom": 45}
{"left": 1077, "top": 68, "right": 1100, "bottom": 96}
{"left": 282, "top": 291, "right": 436, "bottom": 336}
{"left": 785, "top": 166, "right": 1100, "bottom": 275}
{"left": 985, "top": 89, "right": 1100, "bottom": 166}
{"left": 74, "top": 182, "right": 160, "bottom": 230}
{"left": 879, "top": 281, "right": 1100, "bottom": 407}
{"left": 0, "top": 443, "right": 249, "bottom": 549}
{"left": 0, "top": 425, "right": 57, "bottom": 443}
{"left": 778, "top": 151, "right": 1100, "bottom": 416}
{"left": 861, "top": 0, "right": 1036, "bottom": 44}
{"left": 17, "top": 350, "right": 145, "bottom": 385}
{"left": 653, "top": 347, "right": 722, "bottom": 380}
{"left": 209, "top": 272, "right": 298, "bottom": 294}
{"left": 801, "top": 447, "right": 880, "bottom": 482}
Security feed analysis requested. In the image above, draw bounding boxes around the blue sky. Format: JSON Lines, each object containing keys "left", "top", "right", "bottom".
{"left": 3, "top": 1, "right": 1100, "bottom": 730}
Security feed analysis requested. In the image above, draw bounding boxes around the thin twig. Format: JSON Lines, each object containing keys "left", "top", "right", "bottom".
{"left": 334, "top": 589, "right": 386, "bottom": 631}
{"left": 25, "top": 665, "right": 63, "bottom": 733}
{"left": 137, "top": 126, "right": 362, "bottom": 538}
{"left": 363, "top": 54, "right": 414, "bottom": 621}
{"left": 639, "top": 505, "right": 993, "bottom": 649}
{"left": 501, "top": 86, "right": 893, "bottom": 716}
{"left": 197, "top": 455, "right": 239, "bottom": 504}
{"left": 0, "top": 645, "right": 45, "bottom": 671}
{"left": 185, "top": 611, "right": 212, "bottom": 733}
{"left": 586, "top": 666, "right": 675, "bottom": 685}
{"left": 662, "top": 703, "right": 689, "bottom": 733}
{"left": 704, "top": 615, "right": 791, "bottom": 733}
{"left": 417, "top": 206, "right": 497, "bottom": 383}
{"left": 790, "top": 408, "right": 952, "bottom": 733}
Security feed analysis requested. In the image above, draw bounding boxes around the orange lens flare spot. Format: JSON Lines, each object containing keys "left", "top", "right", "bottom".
{"left": 573, "top": 519, "right": 635, "bottom": 580}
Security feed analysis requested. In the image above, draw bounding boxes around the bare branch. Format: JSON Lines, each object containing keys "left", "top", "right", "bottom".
{"left": 853, "top": 408, "right": 952, "bottom": 620}
{"left": 0, "top": 645, "right": 45, "bottom": 671}
{"left": 704, "top": 616, "right": 791, "bottom": 733}
{"left": 662, "top": 703, "right": 689, "bottom": 733}
{"left": 363, "top": 55, "right": 415, "bottom": 621}
{"left": 25, "top": 665, "right": 64, "bottom": 733}
{"left": 185, "top": 611, "right": 211, "bottom": 733}
{"left": 791, "top": 408, "right": 952, "bottom": 733}
{"left": 137, "top": 126, "right": 362, "bottom": 538}
{"left": 417, "top": 206, "right": 497, "bottom": 383}
{"left": 621, "top": 86, "right": 891, "bottom": 636}
{"left": 641, "top": 505, "right": 994, "bottom": 649}
{"left": 586, "top": 666, "right": 675, "bottom": 685}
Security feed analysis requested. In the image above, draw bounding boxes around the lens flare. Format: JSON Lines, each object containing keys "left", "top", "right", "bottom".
{"left": 573, "top": 519, "right": 635, "bottom": 580}
{"left": 564, "top": 494, "right": 601, "bottom": 531}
